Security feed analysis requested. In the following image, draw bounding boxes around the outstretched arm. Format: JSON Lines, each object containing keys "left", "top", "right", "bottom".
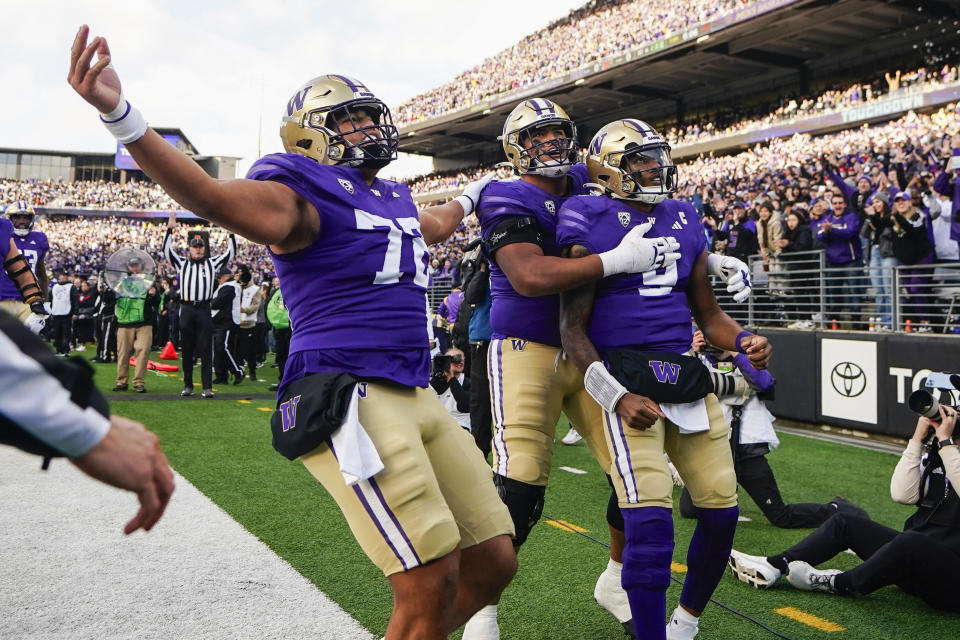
{"left": 68, "top": 26, "right": 313, "bottom": 251}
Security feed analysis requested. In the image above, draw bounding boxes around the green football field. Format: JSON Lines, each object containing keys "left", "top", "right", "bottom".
{"left": 96, "top": 351, "right": 959, "bottom": 639}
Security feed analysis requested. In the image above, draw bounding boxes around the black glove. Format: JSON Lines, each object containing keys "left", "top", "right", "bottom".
{"left": 30, "top": 300, "right": 48, "bottom": 316}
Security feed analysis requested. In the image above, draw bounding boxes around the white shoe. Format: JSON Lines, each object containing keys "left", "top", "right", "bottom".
{"left": 462, "top": 604, "right": 499, "bottom": 640}
{"left": 560, "top": 425, "right": 582, "bottom": 445}
{"left": 666, "top": 607, "right": 698, "bottom": 640}
{"left": 595, "top": 564, "right": 633, "bottom": 628}
{"left": 728, "top": 550, "right": 781, "bottom": 589}
{"left": 785, "top": 561, "right": 842, "bottom": 593}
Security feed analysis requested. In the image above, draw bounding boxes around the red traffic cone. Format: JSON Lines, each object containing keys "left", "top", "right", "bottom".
{"left": 159, "top": 341, "right": 178, "bottom": 360}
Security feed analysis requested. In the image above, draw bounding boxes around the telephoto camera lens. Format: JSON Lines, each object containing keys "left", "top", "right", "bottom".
{"left": 908, "top": 389, "right": 941, "bottom": 420}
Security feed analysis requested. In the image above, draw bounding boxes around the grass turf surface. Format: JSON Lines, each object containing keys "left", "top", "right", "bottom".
{"left": 95, "top": 349, "right": 960, "bottom": 639}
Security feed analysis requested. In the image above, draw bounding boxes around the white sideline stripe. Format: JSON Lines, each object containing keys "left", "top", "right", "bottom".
{"left": 0, "top": 447, "right": 374, "bottom": 640}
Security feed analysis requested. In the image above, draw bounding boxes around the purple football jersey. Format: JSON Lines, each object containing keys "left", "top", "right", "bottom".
{"left": 556, "top": 196, "right": 705, "bottom": 353}
{"left": 0, "top": 221, "right": 40, "bottom": 301}
{"left": 246, "top": 153, "right": 430, "bottom": 388}
{"left": 477, "top": 163, "right": 590, "bottom": 346}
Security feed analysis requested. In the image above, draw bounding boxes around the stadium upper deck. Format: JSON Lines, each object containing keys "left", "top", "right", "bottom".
{"left": 398, "top": 0, "right": 960, "bottom": 163}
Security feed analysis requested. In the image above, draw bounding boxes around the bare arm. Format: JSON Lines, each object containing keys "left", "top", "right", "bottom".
{"left": 419, "top": 200, "right": 468, "bottom": 246}
{"left": 559, "top": 244, "right": 664, "bottom": 429}
{"left": 558, "top": 244, "right": 603, "bottom": 373}
{"left": 496, "top": 242, "right": 605, "bottom": 297}
{"left": 68, "top": 26, "right": 315, "bottom": 251}
{"left": 35, "top": 255, "right": 48, "bottom": 296}
{"left": 687, "top": 250, "right": 771, "bottom": 368}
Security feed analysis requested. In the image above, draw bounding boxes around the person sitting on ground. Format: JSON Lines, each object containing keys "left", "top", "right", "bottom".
{"left": 728, "top": 405, "right": 960, "bottom": 613}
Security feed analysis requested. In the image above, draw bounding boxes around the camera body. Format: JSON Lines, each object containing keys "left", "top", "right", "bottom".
{"left": 908, "top": 372, "right": 960, "bottom": 427}
{"left": 432, "top": 354, "right": 454, "bottom": 377}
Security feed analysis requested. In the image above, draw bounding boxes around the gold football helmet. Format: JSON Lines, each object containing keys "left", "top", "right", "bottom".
{"left": 279, "top": 74, "right": 398, "bottom": 168}
{"left": 586, "top": 119, "right": 677, "bottom": 204}
{"left": 500, "top": 99, "right": 579, "bottom": 177}
{"left": 5, "top": 201, "right": 36, "bottom": 237}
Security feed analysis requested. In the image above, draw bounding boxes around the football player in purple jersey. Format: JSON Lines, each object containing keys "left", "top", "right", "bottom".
{"left": 0, "top": 203, "right": 49, "bottom": 333}
{"left": 557, "top": 119, "right": 770, "bottom": 640}
{"left": 469, "top": 98, "right": 683, "bottom": 640}
{"left": 467, "top": 99, "right": 751, "bottom": 640}
{"left": 69, "top": 26, "right": 516, "bottom": 640}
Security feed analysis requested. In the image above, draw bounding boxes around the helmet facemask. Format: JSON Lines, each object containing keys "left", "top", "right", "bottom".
{"left": 600, "top": 144, "right": 676, "bottom": 204}
{"left": 6, "top": 202, "right": 36, "bottom": 237}
{"left": 513, "top": 120, "right": 579, "bottom": 177}
{"left": 316, "top": 99, "right": 399, "bottom": 169}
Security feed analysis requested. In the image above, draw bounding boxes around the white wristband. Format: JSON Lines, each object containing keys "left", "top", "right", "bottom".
{"left": 99, "top": 98, "right": 148, "bottom": 144}
{"left": 584, "top": 361, "right": 628, "bottom": 413}
{"left": 454, "top": 194, "right": 476, "bottom": 216}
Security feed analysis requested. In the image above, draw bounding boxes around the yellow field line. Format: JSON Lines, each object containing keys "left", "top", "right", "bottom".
{"left": 257, "top": 407, "right": 272, "bottom": 412}
{"left": 237, "top": 400, "right": 251, "bottom": 404}
{"left": 775, "top": 606, "right": 845, "bottom": 632}
{"left": 671, "top": 562, "right": 687, "bottom": 573}
{"left": 545, "top": 519, "right": 589, "bottom": 533}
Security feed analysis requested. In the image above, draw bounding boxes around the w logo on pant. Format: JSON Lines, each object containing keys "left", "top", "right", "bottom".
{"left": 649, "top": 361, "right": 681, "bottom": 384}
{"left": 279, "top": 395, "right": 302, "bottom": 432}
{"left": 510, "top": 339, "right": 527, "bottom": 351}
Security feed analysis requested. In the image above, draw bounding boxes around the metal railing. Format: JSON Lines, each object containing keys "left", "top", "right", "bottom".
{"left": 728, "top": 251, "right": 960, "bottom": 334}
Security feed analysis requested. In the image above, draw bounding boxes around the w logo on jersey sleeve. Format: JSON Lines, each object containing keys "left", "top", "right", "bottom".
{"left": 649, "top": 361, "right": 681, "bottom": 385}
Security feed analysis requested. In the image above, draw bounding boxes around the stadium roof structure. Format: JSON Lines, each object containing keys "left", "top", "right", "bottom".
{"left": 398, "top": 0, "right": 960, "bottom": 164}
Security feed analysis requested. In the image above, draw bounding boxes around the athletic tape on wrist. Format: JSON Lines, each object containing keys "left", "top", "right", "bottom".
{"left": 584, "top": 361, "right": 628, "bottom": 413}
{"left": 454, "top": 194, "right": 475, "bottom": 216}
{"left": 99, "top": 99, "right": 148, "bottom": 144}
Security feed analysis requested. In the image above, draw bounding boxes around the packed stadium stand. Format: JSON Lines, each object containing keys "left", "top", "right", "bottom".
{"left": 3, "top": 0, "right": 960, "bottom": 331}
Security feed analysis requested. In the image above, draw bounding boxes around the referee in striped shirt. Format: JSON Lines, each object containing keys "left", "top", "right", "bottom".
{"left": 163, "top": 213, "right": 236, "bottom": 398}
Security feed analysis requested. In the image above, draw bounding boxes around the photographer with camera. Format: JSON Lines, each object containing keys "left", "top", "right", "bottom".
{"left": 728, "top": 395, "right": 960, "bottom": 613}
{"left": 430, "top": 348, "right": 471, "bottom": 431}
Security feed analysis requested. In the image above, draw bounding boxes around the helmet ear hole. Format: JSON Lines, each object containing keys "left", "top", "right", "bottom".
{"left": 296, "top": 139, "right": 312, "bottom": 150}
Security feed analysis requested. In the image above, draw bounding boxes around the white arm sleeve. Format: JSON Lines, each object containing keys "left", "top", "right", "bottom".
{"left": 0, "top": 330, "right": 110, "bottom": 457}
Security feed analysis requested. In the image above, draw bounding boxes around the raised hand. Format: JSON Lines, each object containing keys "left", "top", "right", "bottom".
{"left": 68, "top": 25, "right": 123, "bottom": 114}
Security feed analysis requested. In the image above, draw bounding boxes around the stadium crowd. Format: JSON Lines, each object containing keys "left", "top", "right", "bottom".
{"left": 664, "top": 61, "right": 960, "bottom": 147}
{"left": 394, "top": 0, "right": 758, "bottom": 124}
{"left": 8, "top": 102, "right": 960, "bottom": 336}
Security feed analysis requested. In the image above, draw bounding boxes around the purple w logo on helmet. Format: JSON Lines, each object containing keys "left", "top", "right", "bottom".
{"left": 287, "top": 86, "right": 312, "bottom": 116}
{"left": 590, "top": 132, "right": 607, "bottom": 155}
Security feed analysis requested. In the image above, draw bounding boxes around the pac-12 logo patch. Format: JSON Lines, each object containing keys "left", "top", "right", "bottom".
{"left": 545, "top": 200, "right": 556, "bottom": 215}
{"left": 618, "top": 211, "right": 631, "bottom": 227}
{"left": 338, "top": 178, "right": 355, "bottom": 195}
